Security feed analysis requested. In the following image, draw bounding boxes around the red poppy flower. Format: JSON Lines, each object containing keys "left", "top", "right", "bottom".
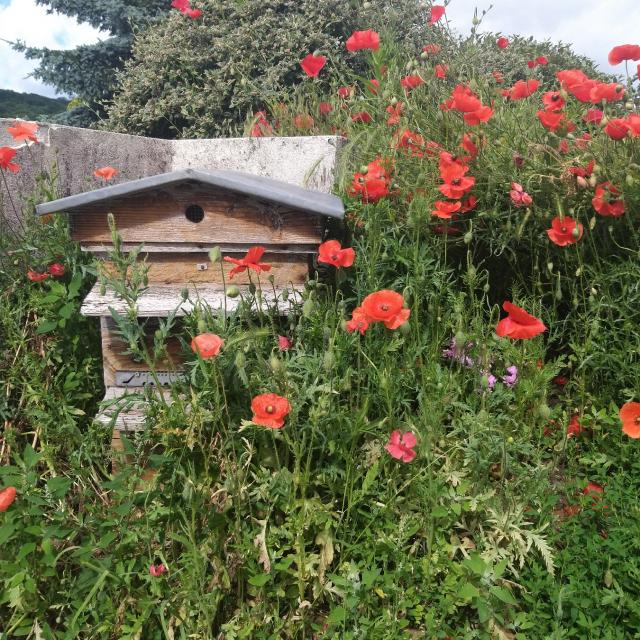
{"left": 507, "top": 79, "right": 540, "bottom": 100}
{"left": 7, "top": 120, "right": 38, "bottom": 143}
{"left": 27, "top": 270, "right": 49, "bottom": 282}
{"left": 293, "top": 113, "right": 314, "bottom": 130}
{"left": 94, "top": 166, "right": 118, "bottom": 181}
{"left": 491, "top": 70, "right": 504, "bottom": 84}
{"left": 590, "top": 82, "right": 624, "bottom": 103}
{"left": 620, "top": 401, "right": 640, "bottom": 438}
{"left": 568, "top": 159, "right": 594, "bottom": 179}
{"left": 592, "top": 182, "right": 625, "bottom": 217}
{"left": 149, "top": 564, "right": 167, "bottom": 577}
{"left": 278, "top": 336, "right": 292, "bottom": 351}
{"left": 251, "top": 393, "right": 291, "bottom": 429}
{"left": 432, "top": 200, "right": 462, "bottom": 219}
{"left": 446, "top": 84, "right": 482, "bottom": 113}
{"left": 338, "top": 86, "right": 355, "bottom": 99}
{"left": 546, "top": 216, "right": 583, "bottom": 246}
{"left": 401, "top": 75, "right": 424, "bottom": 91}
{"left": 250, "top": 111, "right": 273, "bottom": 137}
{"left": 47, "top": 262, "right": 65, "bottom": 277}
{"left": 300, "top": 54, "right": 327, "bottom": 78}
{"left": 604, "top": 118, "right": 629, "bottom": 141}
{"left": 461, "top": 195, "right": 478, "bottom": 212}
{"left": 349, "top": 157, "right": 392, "bottom": 203}
{"left": 361, "top": 290, "right": 410, "bottom": 329}
{"left": 495, "top": 301, "right": 547, "bottom": 340}
{"left": 583, "top": 109, "right": 603, "bottom": 125}
{"left": 191, "top": 333, "right": 224, "bottom": 358}
{"left": 0, "top": 147, "right": 20, "bottom": 173}
{"left": 346, "top": 307, "right": 370, "bottom": 335}
{"left": 536, "top": 55, "right": 549, "bottom": 65}
{"left": 509, "top": 182, "right": 532, "bottom": 207}
{"left": 396, "top": 129, "right": 426, "bottom": 157}
{"left": 318, "top": 102, "right": 333, "bottom": 116}
{"left": 626, "top": 114, "right": 640, "bottom": 137}
{"left": 318, "top": 240, "right": 355, "bottom": 268}
{"left": 223, "top": 246, "right": 272, "bottom": 277}
{"left": 439, "top": 176, "right": 475, "bottom": 199}
{"left": 386, "top": 102, "right": 404, "bottom": 126}
{"left": 608, "top": 44, "right": 640, "bottom": 65}
{"left": 459, "top": 133, "right": 479, "bottom": 160}
{"left": 537, "top": 110, "right": 569, "bottom": 132}
{"left": 542, "top": 91, "right": 565, "bottom": 112}
{"left": 527, "top": 60, "right": 537, "bottom": 69}
{"left": 582, "top": 482, "right": 604, "bottom": 498}
{"left": 422, "top": 44, "right": 441, "bottom": 55}
{"left": 567, "top": 415, "right": 582, "bottom": 438}
{"left": 496, "top": 37, "right": 509, "bottom": 49}
{"left": 351, "top": 111, "right": 372, "bottom": 124}
{"left": 0, "top": 487, "right": 16, "bottom": 512}
{"left": 385, "top": 430, "right": 417, "bottom": 463}
{"left": 429, "top": 4, "right": 445, "bottom": 25}
{"left": 464, "top": 105, "right": 494, "bottom": 126}
{"left": 434, "top": 64, "right": 448, "bottom": 79}
{"left": 556, "top": 69, "right": 588, "bottom": 90}
{"left": 184, "top": 7, "right": 201, "bottom": 18}
{"left": 346, "top": 30, "right": 380, "bottom": 52}
{"left": 439, "top": 151, "right": 469, "bottom": 182}
{"left": 171, "top": 0, "right": 190, "bottom": 10}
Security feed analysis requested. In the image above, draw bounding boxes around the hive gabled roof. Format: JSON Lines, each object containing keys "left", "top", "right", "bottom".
{"left": 35, "top": 168, "right": 345, "bottom": 219}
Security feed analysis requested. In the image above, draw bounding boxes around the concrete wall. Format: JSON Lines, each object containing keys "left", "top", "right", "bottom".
{"left": 0, "top": 119, "right": 344, "bottom": 233}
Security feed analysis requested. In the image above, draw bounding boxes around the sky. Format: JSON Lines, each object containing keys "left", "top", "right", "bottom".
{"left": 0, "top": 0, "right": 638, "bottom": 98}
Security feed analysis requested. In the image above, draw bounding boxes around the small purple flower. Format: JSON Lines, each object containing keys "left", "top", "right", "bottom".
{"left": 502, "top": 365, "right": 518, "bottom": 388}
{"left": 480, "top": 370, "right": 496, "bottom": 392}
{"left": 442, "top": 338, "right": 474, "bottom": 368}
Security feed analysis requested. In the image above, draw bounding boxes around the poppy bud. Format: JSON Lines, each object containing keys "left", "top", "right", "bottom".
{"left": 547, "top": 262, "right": 554, "bottom": 273}
{"left": 379, "top": 372, "right": 389, "bottom": 390}
{"left": 589, "top": 216, "right": 596, "bottom": 230}
{"left": 472, "top": 16, "right": 481, "bottom": 25}
{"left": 538, "top": 403, "right": 552, "bottom": 419}
{"left": 572, "top": 296, "right": 579, "bottom": 308}
{"left": 576, "top": 176, "right": 588, "bottom": 190}
{"left": 302, "top": 298, "right": 315, "bottom": 318}
{"left": 155, "top": 329, "right": 163, "bottom": 341}
{"left": 363, "top": 1, "right": 371, "bottom": 7}
{"left": 359, "top": 165, "right": 369, "bottom": 174}
{"left": 209, "top": 246, "right": 222, "bottom": 263}
{"left": 571, "top": 226, "right": 580, "bottom": 239}
{"left": 588, "top": 175, "right": 597, "bottom": 188}
{"left": 235, "top": 351, "right": 246, "bottom": 368}
{"left": 399, "top": 320, "right": 411, "bottom": 335}
{"left": 625, "top": 101, "right": 634, "bottom": 111}
{"left": 181, "top": 287, "right": 189, "bottom": 301}
{"left": 483, "top": 283, "right": 490, "bottom": 293}
{"left": 226, "top": 285, "right": 240, "bottom": 298}
{"left": 467, "top": 265, "right": 476, "bottom": 280}
{"left": 507, "top": 436, "right": 514, "bottom": 444}
{"left": 306, "top": 279, "right": 317, "bottom": 289}
{"left": 197, "top": 319, "right": 207, "bottom": 333}
{"left": 107, "top": 212, "right": 116, "bottom": 232}
{"left": 269, "top": 355, "right": 283, "bottom": 372}
{"left": 575, "top": 266, "right": 582, "bottom": 276}
{"left": 626, "top": 175, "right": 635, "bottom": 187}
{"left": 420, "top": 51, "right": 428, "bottom": 59}
{"left": 323, "top": 350, "right": 335, "bottom": 370}
{"left": 590, "top": 287, "right": 598, "bottom": 296}
{"left": 463, "top": 230, "right": 473, "bottom": 244}
{"left": 454, "top": 330, "right": 466, "bottom": 346}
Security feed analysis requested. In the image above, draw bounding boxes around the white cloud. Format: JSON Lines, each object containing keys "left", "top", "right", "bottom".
{"left": 0, "top": 0, "right": 103, "bottom": 97}
{"left": 443, "top": 0, "right": 640, "bottom": 75}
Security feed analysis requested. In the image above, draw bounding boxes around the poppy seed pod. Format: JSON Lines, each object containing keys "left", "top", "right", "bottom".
{"left": 226, "top": 285, "right": 240, "bottom": 298}
{"left": 208, "top": 246, "right": 222, "bottom": 263}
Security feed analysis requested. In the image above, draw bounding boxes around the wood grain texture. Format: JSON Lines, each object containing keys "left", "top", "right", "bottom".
{"left": 99, "top": 252, "right": 309, "bottom": 285}
{"left": 81, "top": 282, "right": 303, "bottom": 317}
{"left": 81, "top": 242, "right": 320, "bottom": 255}
{"left": 71, "top": 184, "right": 323, "bottom": 245}
{"left": 96, "top": 386, "right": 174, "bottom": 432}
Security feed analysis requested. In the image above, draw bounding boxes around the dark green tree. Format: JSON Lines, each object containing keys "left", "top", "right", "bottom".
{"left": 12, "top": 0, "right": 169, "bottom": 123}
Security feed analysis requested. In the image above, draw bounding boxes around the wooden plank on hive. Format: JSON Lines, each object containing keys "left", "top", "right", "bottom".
{"left": 95, "top": 386, "right": 174, "bottom": 432}
{"left": 81, "top": 282, "right": 303, "bottom": 317}
{"left": 99, "top": 252, "right": 309, "bottom": 285}
{"left": 71, "top": 186, "right": 323, "bottom": 245}
{"left": 81, "top": 242, "right": 320, "bottom": 255}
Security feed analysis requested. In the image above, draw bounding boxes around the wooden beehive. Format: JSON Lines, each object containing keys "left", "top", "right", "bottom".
{"left": 36, "top": 169, "right": 345, "bottom": 455}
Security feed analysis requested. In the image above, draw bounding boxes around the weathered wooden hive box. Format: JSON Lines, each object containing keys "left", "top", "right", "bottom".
{"left": 36, "top": 168, "right": 345, "bottom": 450}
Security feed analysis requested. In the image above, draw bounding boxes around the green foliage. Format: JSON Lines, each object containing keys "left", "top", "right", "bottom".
{"left": 0, "top": 89, "right": 67, "bottom": 120}
{"left": 12, "top": 0, "right": 168, "bottom": 120}
{"left": 104, "top": 0, "right": 443, "bottom": 138}
{"left": 2, "top": 17, "right": 640, "bottom": 640}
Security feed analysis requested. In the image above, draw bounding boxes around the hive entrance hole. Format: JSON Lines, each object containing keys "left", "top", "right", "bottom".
{"left": 185, "top": 204, "right": 205, "bottom": 223}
